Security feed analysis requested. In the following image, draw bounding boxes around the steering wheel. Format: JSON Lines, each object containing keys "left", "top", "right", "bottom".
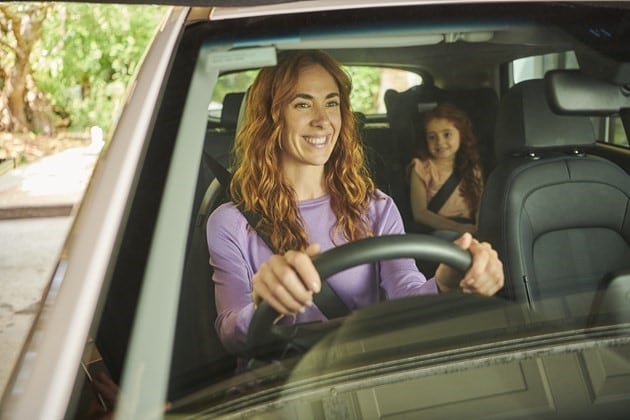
{"left": 245, "top": 233, "right": 472, "bottom": 358}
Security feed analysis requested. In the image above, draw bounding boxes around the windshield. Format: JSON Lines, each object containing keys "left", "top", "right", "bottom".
{"left": 83, "top": 3, "right": 630, "bottom": 419}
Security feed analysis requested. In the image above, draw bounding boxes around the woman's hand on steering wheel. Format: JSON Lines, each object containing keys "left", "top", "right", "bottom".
{"left": 252, "top": 243, "right": 322, "bottom": 315}
{"left": 435, "top": 233, "right": 504, "bottom": 296}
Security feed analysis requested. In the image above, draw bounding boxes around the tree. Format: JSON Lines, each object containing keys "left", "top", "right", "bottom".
{"left": 0, "top": 3, "right": 166, "bottom": 135}
{"left": 34, "top": 3, "right": 166, "bottom": 131}
{"left": 0, "top": 3, "right": 52, "bottom": 133}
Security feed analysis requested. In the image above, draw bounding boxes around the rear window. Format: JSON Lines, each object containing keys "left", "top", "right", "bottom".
{"left": 209, "top": 66, "right": 422, "bottom": 119}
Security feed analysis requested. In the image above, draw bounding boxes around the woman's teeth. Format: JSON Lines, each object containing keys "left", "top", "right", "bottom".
{"left": 305, "top": 136, "right": 327, "bottom": 145}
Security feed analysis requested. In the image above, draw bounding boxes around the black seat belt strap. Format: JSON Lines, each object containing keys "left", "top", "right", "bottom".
{"left": 428, "top": 171, "right": 460, "bottom": 213}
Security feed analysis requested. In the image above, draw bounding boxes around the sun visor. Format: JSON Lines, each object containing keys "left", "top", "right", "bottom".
{"left": 545, "top": 70, "right": 630, "bottom": 115}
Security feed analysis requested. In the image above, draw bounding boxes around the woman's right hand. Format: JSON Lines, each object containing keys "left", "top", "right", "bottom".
{"left": 252, "top": 243, "right": 322, "bottom": 315}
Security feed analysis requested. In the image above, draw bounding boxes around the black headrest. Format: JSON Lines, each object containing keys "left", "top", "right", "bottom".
{"left": 494, "top": 79, "right": 595, "bottom": 161}
{"left": 220, "top": 92, "right": 245, "bottom": 130}
{"left": 384, "top": 83, "right": 442, "bottom": 116}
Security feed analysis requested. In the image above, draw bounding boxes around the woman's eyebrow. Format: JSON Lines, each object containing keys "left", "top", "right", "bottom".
{"left": 293, "top": 92, "right": 340, "bottom": 100}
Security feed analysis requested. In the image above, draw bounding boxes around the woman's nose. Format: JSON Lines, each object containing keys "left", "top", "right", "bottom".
{"left": 311, "top": 105, "right": 331, "bottom": 127}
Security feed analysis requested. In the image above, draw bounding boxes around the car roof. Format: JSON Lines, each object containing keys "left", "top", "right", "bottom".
{"left": 27, "top": 0, "right": 630, "bottom": 9}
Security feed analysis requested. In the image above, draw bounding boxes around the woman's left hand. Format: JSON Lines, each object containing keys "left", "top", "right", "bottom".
{"left": 435, "top": 232, "right": 504, "bottom": 296}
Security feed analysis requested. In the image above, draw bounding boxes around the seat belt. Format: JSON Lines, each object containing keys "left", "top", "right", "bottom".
{"left": 203, "top": 151, "right": 352, "bottom": 319}
{"left": 428, "top": 171, "right": 460, "bottom": 213}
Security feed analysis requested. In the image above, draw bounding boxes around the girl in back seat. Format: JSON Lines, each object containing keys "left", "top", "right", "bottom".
{"left": 408, "top": 103, "right": 484, "bottom": 234}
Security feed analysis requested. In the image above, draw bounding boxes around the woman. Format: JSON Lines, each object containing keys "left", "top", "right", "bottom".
{"left": 207, "top": 50, "right": 502, "bottom": 357}
{"left": 408, "top": 103, "right": 484, "bottom": 234}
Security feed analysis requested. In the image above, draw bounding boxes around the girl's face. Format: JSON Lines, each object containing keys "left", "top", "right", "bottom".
{"left": 425, "top": 117, "right": 461, "bottom": 161}
{"left": 280, "top": 64, "right": 341, "bottom": 172}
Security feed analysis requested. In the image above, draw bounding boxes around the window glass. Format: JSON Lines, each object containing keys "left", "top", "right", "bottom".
{"left": 209, "top": 66, "right": 422, "bottom": 118}
{"left": 609, "top": 115, "right": 629, "bottom": 147}
{"left": 345, "top": 66, "right": 423, "bottom": 115}
{"left": 511, "top": 51, "right": 579, "bottom": 84}
{"left": 209, "top": 70, "right": 259, "bottom": 119}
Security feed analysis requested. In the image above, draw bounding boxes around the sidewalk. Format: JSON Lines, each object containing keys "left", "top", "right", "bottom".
{"left": 0, "top": 144, "right": 100, "bottom": 397}
{"left": 0, "top": 143, "right": 100, "bottom": 219}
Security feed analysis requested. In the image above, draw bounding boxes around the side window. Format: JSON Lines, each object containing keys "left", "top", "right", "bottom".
{"left": 209, "top": 69, "right": 259, "bottom": 119}
{"left": 510, "top": 52, "right": 629, "bottom": 148}
{"left": 593, "top": 115, "right": 629, "bottom": 147}
{"left": 344, "top": 66, "right": 423, "bottom": 115}
{"left": 511, "top": 52, "right": 579, "bottom": 84}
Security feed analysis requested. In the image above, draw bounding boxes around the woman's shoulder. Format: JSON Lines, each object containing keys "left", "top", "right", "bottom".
{"left": 207, "top": 202, "right": 247, "bottom": 233}
{"left": 370, "top": 189, "right": 398, "bottom": 212}
{"left": 369, "top": 189, "right": 405, "bottom": 234}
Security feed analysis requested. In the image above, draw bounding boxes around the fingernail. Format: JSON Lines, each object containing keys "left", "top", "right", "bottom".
{"left": 299, "top": 306, "right": 306, "bottom": 313}
{"left": 312, "top": 282, "right": 320, "bottom": 293}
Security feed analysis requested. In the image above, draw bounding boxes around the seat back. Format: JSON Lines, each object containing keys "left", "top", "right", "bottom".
{"left": 477, "top": 78, "right": 630, "bottom": 306}
{"left": 205, "top": 91, "right": 245, "bottom": 165}
{"left": 384, "top": 83, "right": 442, "bottom": 226}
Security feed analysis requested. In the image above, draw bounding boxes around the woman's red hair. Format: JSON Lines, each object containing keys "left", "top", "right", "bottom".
{"left": 230, "top": 50, "right": 376, "bottom": 252}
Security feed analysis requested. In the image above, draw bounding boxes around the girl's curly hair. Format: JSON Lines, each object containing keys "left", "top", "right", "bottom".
{"left": 416, "top": 103, "right": 484, "bottom": 214}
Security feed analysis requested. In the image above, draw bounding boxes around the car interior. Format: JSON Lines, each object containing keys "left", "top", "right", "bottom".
{"left": 78, "top": 3, "right": 630, "bottom": 418}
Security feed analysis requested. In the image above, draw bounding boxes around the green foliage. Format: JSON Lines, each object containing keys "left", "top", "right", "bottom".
{"left": 345, "top": 66, "right": 382, "bottom": 115}
{"left": 211, "top": 70, "right": 260, "bottom": 106}
{"left": 32, "top": 3, "right": 167, "bottom": 131}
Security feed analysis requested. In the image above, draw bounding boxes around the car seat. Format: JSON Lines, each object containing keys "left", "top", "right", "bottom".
{"left": 384, "top": 82, "right": 442, "bottom": 228}
{"left": 205, "top": 91, "right": 245, "bottom": 168}
{"left": 192, "top": 92, "right": 245, "bottom": 219}
{"left": 384, "top": 82, "right": 499, "bottom": 233}
{"left": 476, "top": 77, "right": 630, "bottom": 307}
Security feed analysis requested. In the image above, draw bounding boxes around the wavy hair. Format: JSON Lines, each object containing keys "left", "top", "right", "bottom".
{"left": 416, "top": 103, "right": 484, "bottom": 214}
{"left": 230, "top": 50, "right": 376, "bottom": 253}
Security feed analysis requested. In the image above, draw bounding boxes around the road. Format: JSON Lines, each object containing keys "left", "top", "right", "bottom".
{"left": 0, "top": 216, "right": 73, "bottom": 396}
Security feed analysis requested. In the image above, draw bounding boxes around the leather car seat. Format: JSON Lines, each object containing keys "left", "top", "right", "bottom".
{"left": 476, "top": 78, "right": 630, "bottom": 308}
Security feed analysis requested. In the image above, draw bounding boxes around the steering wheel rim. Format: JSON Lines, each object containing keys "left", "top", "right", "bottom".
{"left": 245, "top": 233, "right": 472, "bottom": 358}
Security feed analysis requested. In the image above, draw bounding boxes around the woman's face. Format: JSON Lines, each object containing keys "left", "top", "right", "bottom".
{"left": 425, "top": 117, "right": 461, "bottom": 161}
{"left": 280, "top": 64, "right": 341, "bottom": 171}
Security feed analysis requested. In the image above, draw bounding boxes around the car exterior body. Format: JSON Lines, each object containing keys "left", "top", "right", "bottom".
{"left": 2, "top": 1, "right": 630, "bottom": 419}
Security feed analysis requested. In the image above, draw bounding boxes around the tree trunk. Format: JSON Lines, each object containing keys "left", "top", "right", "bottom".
{"left": 0, "top": 4, "right": 51, "bottom": 133}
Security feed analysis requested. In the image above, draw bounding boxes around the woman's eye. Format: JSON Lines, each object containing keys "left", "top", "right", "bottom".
{"left": 326, "top": 100, "right": 340, "bottom": 108}
{"left": 295, "top": 102, "right": 310, "bottom": 109}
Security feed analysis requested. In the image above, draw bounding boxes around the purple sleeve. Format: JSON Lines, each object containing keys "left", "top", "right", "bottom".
{"left": 372, "top": 194, "right": 439, "bottom": 298}
{"left": 206, "top": 203, "right": 256, "bottom": 356}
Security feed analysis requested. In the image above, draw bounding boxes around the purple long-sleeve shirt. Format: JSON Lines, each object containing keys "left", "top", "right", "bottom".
{"left": 206, "top": 191, "right": 438, "bottom": 355}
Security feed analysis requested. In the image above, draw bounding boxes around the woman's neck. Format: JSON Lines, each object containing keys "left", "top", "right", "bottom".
{"left": 283, "top": 165, "right": 327, "bottom": 200}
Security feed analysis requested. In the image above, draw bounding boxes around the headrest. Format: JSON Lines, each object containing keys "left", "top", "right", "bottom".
{"left": 220, "top": 92, "right": 245, "bottom": 130}
{"left": 384, "top": 83, "right": 442, "bottom": 116}
{"left": 494, "top": 79, "right": 595, "bottom": 160}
